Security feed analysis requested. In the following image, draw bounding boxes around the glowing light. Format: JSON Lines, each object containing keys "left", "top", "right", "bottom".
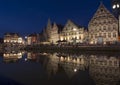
{"left": 112, "top": 5, "right": 116, "bottom": 9}
{"left": 117, "top": 4, "right": 119, "bottom": 8}
{"left": 25, "top": 58, "right": 27, "bottom": 61}
{"left": 25, "top": 36, "right": 27, "bottom": 39}
{"left": 74, "top": 69, "right": 77, "bottom": 72}
{"left": 18, "top": 56, "right": 22, "bottom": 59}
{"left": 73, "top": 28, "right": 77, "bottom": 31}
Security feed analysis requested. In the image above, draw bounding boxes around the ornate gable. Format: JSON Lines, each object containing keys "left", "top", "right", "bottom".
{"left": 63, "top": 20, "right": 78, "bottom": 31}
{"left": 46, "top": 19, "right": 52, "bottom": 30}
{"left": 89, "top": 3, "right": 118, "bottom": 26}
{"left": 52, "top": 22, "right": 58, "bottom": 31}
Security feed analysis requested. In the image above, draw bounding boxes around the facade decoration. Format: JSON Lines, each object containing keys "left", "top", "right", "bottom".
{"left": 60, "top": 20, "right": 87, "bottom": 44}
{"left": 4, "top": 33, "right": 23, "bottom": 44}
{"left": 88, "top": 3, "right": 118, "bottom": 44}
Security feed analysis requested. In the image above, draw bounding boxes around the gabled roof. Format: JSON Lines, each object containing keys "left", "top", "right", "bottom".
{"left": 63, "top": 19, "right": 85, "bottom": 31}
{"left": 4, "top": 33, "right": 20, "bottom": 37}
{"left": 89, "top": 3, "right": 118, "bottom": 25}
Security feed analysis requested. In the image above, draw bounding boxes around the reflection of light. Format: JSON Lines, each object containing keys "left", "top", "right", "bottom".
{"left": 42, "top": 52, "right": 48, "bottom": 55}
{"left": 60, "top": 57, "right": 64, "bottom": 61}
{"left": 18, "top": 56, "right": 22, "bottom": 59}
{"left": 17, "top": 53, "right": 22, "bottom": 56}
{"left": 74, "top": 69, "right": 77, "bottom": 72}
{"left": 25, "top": 58, "right": 27, "bottom": 61}
{"left": 3, "top": 54, "right": 6, "bottom": 56}
{"left": 25, "top": 36, "right": 27, "bottom": 39}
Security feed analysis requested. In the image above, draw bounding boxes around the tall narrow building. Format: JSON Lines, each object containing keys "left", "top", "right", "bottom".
{"left": 88, "top": 3, "right": 118, "bottom": 44}
{"left": 49, "top": 22, "right": 59, "bottom": 44}
{"left": 46, "top": 19, "right": 52, "bottom": 42}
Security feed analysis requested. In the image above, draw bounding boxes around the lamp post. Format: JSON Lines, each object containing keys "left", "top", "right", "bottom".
{"left": 112, "top": 3, "right": 120, "bottom": 34}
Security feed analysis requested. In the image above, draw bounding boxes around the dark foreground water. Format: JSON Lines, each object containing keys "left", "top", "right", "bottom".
{"left": 0, "top": 51, "right": 120, "bottom": 85}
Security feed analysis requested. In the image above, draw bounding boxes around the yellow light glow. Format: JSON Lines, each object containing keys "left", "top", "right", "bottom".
{"left": 73, "top": 28, "right": 77, "bottom": 31}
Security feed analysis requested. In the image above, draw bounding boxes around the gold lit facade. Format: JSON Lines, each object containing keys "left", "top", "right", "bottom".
{"left": 60, "top": 20, "right": 87, "bottom": 43}
{"left": 88, "top": 3, "right": 118, "bottom": 44}
{"left": 45, "top": 19, "right": 59, "bottom": 44}
{"left": 4, "top": 33, "right": 23, "bottom": 44}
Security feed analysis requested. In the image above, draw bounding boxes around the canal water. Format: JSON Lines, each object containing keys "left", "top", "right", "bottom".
{"left": 0, "top": 51, "right": 120, "bottom": 85}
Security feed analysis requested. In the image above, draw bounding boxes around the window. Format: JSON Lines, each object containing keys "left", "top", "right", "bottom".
{"left": 108, "top": 33, "right": 111, "bottom": 37}
{"left": 104, "top": 33, "right": 106, "bottom": 38}
{"left": 113, "top": 25, "right": 116, "bottom": 30}
{"left": 113, "top": 33, "right": 116, "bottom": 37}
{"left": 79, "top": 36, "right": 81, "bottom": 39}
{"left": 95, "top": 34, "right": 97, "bottom": 38}
{"left": 103, "top": 26, "right": 106, "bottom": 30}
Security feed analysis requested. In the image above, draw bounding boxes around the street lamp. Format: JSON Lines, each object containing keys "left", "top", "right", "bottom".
{"left": 112, "top": 3, "right": 120, "bottom": 35}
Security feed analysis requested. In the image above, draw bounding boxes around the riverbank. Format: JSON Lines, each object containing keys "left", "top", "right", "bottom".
{"left": 23, "top": 44, "right": 120, "bottom": 53}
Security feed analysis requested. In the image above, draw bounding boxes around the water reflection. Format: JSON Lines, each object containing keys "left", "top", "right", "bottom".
{"left": 0, "top": 51, "right": 120, "bottom": 85}
{"left": 3, "top": 51, "right": 23, "bottom": 63}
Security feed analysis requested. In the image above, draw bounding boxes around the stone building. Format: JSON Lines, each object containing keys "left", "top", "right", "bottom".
{"left": 26, "top": 33, "right": 39, "bottom": 45}
{"left": 4, "top": 33, "right": 23, "bottom": 44}
{"left": 60, "top": 20, "right": 87, "bottom": 44}
{"left": 44, "top": 19, "right": 59, "bottom": 44}
{"left": 88, "top": 3, "right": 118, "bottom": 44}
{"left": 42, "top": 19, "right": 62, "bottom": 44}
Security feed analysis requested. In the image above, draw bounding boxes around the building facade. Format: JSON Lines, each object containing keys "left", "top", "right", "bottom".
{"left": 26, "top": 33, "right": 39, "bottom": 45}
{"left": 60, "top": 20, "right": 87, "bottom": 44}
{"left": 88, "top": 3, "right": 118, "bottom": 44}
{"left": 43, "top": 19, "right": 60, "bottom": 44}
{"left": 4, "top": 33, "right": 23, "bottom": 44}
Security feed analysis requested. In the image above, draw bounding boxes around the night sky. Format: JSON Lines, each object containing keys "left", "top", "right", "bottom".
{"left": 0, "top": 0, "right": 112, "bottom": 37}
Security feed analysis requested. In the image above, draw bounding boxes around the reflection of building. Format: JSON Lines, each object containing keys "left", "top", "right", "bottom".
{"left": 45, "top": 53, "right": 59, "bottom": 78}
{"left": 89, "top": 55, "right": 120, "bottom": 85}
{"left": 88, "top": 3, "right": 118, "bottom": 44}
{"left": 23, "top": 52, "right": 120, "bottom": 85}
{"left": 3, "top": 52, "right": 22, "bottom": 63}
{"left": 58, "top": 54, "right": 88, "bottom": 78}
{"left": 4, "top": 33, "right": 23, "bottom": 44}
{"left": 27, "top": 52, "right": 38, "bottom": 61}
{"left": 60, "top": 20, "right": 87, "bottom": 43}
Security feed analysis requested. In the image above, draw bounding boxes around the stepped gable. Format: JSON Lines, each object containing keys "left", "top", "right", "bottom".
{"left": 63, "top": 19, "right": 84, "bottom": 31}
{"left": 89, "top": 3, "right": 118, "bottom": 26}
